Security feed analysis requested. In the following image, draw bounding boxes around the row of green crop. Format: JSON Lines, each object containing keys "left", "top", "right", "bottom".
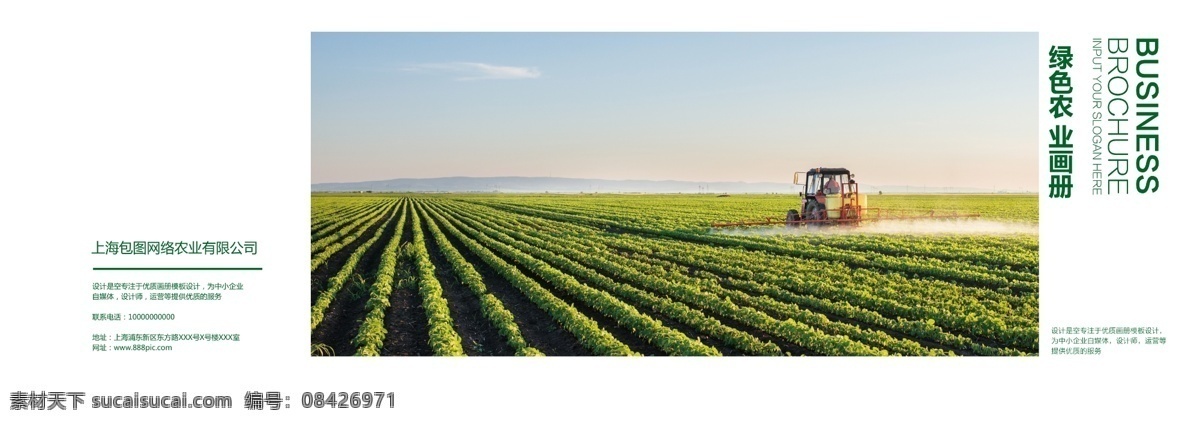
{"left": 436, "top": 201, "right": 888, "bottom": 356}
{"left": 312, "top": 199, "right": 395, "bottom": 245}
{"left": 607, "top": 235, "right": 1038, "bottom": 352}
{"left": 477, "top": 201, "right": 1037, "bottom": 295}
{"left": 476, "top": 202, "right": 1032, "bottom": 355}
{"left": 313, "top": 196, "right": 549, "bottom": 356}
{"left": 502, "top": 199, "right": 1040, "bottom": 286}
{"left": 461, "top": 193, "right": 1037, "bottom": 226}
{"left": 443, "top": 201, "right": 918, "bottom": 356}
{"left": 477, "top": 198, "right": 1035, "bottom": 276}
{"left": 311, "top": 200, "right": 398, "bottom": 272}
{"left": 406, "top": 202, "right": 466, "bottom": 356}
{"left": 778, "top": 234, "right": 1037, "bottom": 274}
{"left": 422, "top": 202, "right": 636, "bottom": 355}
{"left": 311, "top": 196, "right": 381, "bottom": 224}
{"left": 309, "top": 195, "right": 388, "bottom": 229}
{"left": 625, "top": 250, "right": 1021, "bottom": 356}
{"left": 312, "top": 199, "right": 396, "bottom": 253}
{"left": 619, "top": 233, "right": 1039, "bottom": 328}
{"left": 426, "top": 202, "right": 766, "bottom": 355}
{"left": 414, "top": 202, "right": 542, "bottom": 356}
{"left": 352, "top": 199, "right": 409, "bottom": 356}
{"left": 427, "top": 202, "right": 718, "bottom": 356}
{"left": 496, "top": 205, "right": 1036, "bottom": 320}
{"left": 532, "top": 196, "right": 1035, "bottom": 263}
{"left": 311, "top": 198, "right": 389, "bottom": 235}
{"left": 311, "top": 201, "right": 401, "bottom": 331}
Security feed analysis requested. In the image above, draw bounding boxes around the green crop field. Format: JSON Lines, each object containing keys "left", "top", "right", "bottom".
{"left": 310, "top": 193, "right": 1038, "bottom": 356}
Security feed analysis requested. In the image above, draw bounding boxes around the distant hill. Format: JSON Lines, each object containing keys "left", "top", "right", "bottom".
{"left": 311, "top": 176, "right": 1004, "bottom": 194}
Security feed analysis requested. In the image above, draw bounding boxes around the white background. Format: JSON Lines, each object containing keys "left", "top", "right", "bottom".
{"left": 1, "top": 1, "right": 1196, "bottom": 423}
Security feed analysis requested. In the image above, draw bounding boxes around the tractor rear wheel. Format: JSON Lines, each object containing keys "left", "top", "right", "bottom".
{"left": 785, "top": 209, "right": 800, "bottom": 227}
{"left": 803, "top": 199, "right": 822, "bottom": 220}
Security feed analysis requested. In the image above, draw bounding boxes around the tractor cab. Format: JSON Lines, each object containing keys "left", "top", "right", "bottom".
{"left": 797, "top": 168, "right": 852, "bottom": 198}
{"left": 787, "top": 167, "right": 865, "bottom": 225}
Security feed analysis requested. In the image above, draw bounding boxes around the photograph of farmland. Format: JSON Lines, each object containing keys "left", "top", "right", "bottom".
{"left": 312, "top": 33, "right": 1037, "bottom": 356}
{"left": 311, "top": 194, "right": 1036, "bottom": 356}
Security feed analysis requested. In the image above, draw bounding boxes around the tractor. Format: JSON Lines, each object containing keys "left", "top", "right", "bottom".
{"left": 711, "top": 167, "right": 979, "bottom": 229}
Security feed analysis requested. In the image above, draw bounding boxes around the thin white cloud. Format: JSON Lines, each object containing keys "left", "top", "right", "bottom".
{"left": 400, "top": 62, "right": 541, "bottom": 81}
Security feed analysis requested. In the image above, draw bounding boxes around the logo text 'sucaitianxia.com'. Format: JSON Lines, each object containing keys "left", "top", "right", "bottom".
{"left": 8, "top": 391, "right": 233, "bottom": 410}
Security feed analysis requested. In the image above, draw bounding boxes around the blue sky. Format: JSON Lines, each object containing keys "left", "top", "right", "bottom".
{"left": 313, "top": 33, "right": 1036, "bottom": 191}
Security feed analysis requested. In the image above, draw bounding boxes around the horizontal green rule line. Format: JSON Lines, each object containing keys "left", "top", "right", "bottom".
{"left": 92, "top": 267, "right": 263, "bottom": 271}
